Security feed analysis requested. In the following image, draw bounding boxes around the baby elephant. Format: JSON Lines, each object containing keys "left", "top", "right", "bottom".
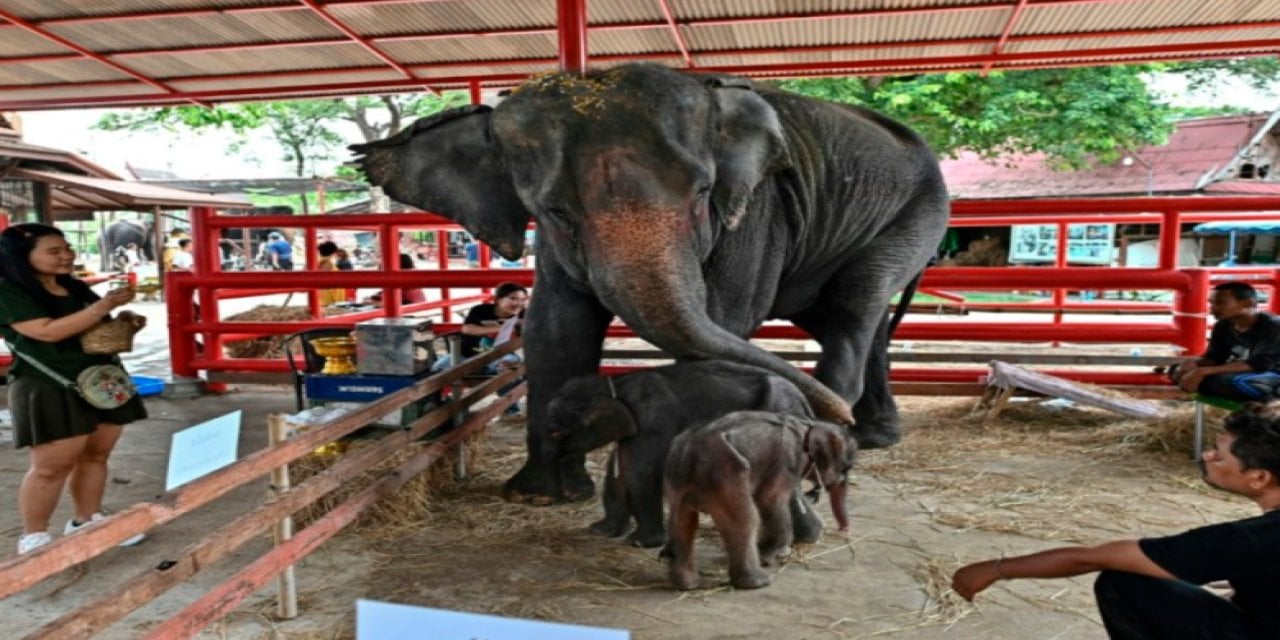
{"left": 544, "top": 361, "right": 818, "bottom": 548}
{"left": 664, "top": 411, "right": 856, "bottom": 591}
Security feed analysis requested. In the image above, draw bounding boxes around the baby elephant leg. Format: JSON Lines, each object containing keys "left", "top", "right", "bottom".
{"left": 756, "top": 486, "right": 795, "bottom": 567}
{"left": 588, "top": 450, "right": 631, "bottom": 537}
{"left": 708, "top": 487, "right": 771, "bottom": 590}
{"left": 665, "top": 498, "right": 701, "bottom": 590}
{"left": 625, "top": 457, "right": 667, "bottom": 548}
{"left": 790, "top": 487, "right": 824, "bottom": 544}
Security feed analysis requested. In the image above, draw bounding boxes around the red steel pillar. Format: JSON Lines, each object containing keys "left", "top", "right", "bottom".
{"left": 305, "top": 226, "right": 320, "bottom": 319}
{"left": 437, "top": 231, "right": 452, "bottom": 322}
{"left": 1053, "top": 221, "right": 1068, "bottom": 329}
{"left": 192, "top": 207, "right": 223, "bottom": 387}
{"left": 379, "top": 223, "right": 402, "bottom": 318}
{"left": 1159, "top": 210, "right": 1181, "bottom": 269}
{"left": 557, "top": 0, "right": 588, "bottom": 74}
{"left": 1176, "top": 268, "right": 1210, "bottom": 356}
{"left": 1272, "top": 268, "right": 1280, "bottom": 316}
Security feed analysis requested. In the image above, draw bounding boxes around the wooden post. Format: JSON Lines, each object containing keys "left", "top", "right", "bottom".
{"left": 267, "top": 415, "right": 298, "bottom": 620}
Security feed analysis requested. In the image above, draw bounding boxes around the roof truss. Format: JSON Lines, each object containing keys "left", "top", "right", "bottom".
{"left": 2, "top": 0, "right": 1280, "bottom": 110}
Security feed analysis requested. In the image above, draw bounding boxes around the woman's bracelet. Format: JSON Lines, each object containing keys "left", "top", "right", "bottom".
{"left": 993, "top": 557, "right": 1009, "bottom": 580}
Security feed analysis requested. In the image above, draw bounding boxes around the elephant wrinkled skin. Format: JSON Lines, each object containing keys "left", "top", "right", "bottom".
{"left": 351, "top": 63, "right": 949, "bottom": 504}
{"left": 545, "top": 361, "right": 821, "bottom": 548}
{"left": 663, "top": 411, "right": 857, "bottom": 590}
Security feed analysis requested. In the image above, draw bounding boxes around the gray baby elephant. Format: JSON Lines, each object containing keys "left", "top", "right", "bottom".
{"left": 664, "top": 411, "right": 856, "bottom": 590}
{"left": 544, "top": 361, "right": 819, "bottom": 548}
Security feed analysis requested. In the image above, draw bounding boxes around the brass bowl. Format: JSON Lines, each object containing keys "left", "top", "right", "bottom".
{"left": 310, "top": 336, "right": 358, "bottom": 375}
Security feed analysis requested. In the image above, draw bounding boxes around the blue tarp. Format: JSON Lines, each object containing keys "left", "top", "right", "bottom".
{"left": 1192, "top": 220, "right": 1280, "bottom": 235}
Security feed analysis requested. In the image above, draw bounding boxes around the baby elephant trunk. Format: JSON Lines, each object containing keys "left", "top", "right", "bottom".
{"left": 827, "top": 481, "right": 850, "bottom": 533}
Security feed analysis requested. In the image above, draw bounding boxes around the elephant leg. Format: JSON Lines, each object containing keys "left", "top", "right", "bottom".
{"left": 503, "top": 271, "right": 614, "bottom": 504}
{"left": 708, "top": 487, "right": 770, "bottom": 589}
{"left": 756, "top": 488, "right": 794, "bottom": 567}
{"left": 791, "top": 203, "right": 944, "bottom": 449}
{"left": 665, "top": 499, "right": 701, "bottom": 590}
{"left": 588, "top": 449, "right": 631, "bottom": 537}
{"left": 624, "top": 449, "right": 666, "bottom": 548}
{"left": 789, "top": 487, "right": 824, "bottom": 544}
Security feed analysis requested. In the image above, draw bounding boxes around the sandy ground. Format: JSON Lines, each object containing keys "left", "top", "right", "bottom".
{"left": 0, "top": 293, "right": 1247, "bottom": 639}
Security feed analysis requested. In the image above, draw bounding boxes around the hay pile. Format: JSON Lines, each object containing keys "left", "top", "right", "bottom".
{"left": 861, "top": 397, "right": 1227, "bottom": 545}
{"left": 284, "top": 423, "right": 493, "bottom": 534}
{"left": 223, "top": 305, "right": 314, "bottom": 359}
{"left": 938, "top": 236, "right": 1007, "bottom": 267}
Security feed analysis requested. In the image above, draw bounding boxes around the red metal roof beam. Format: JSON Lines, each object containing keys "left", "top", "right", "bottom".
{"left": 295, "top": 0, "right": 426, "bottom": 90}
{"left": 0, "top": 8, "right": 210, "bottom": 108}
{"left": 657, "top": 0, "right": 695, "bottom": 68}
{"left": 983, "top": 0, "right": 1032, "bottom": 76}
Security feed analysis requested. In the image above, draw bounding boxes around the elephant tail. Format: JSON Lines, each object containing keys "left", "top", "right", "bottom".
{"left": 888, "top": 267, "right": 925, "bottom": 336}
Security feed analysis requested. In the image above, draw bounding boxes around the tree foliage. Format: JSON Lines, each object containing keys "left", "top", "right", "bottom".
{"left": 778, "top": 65, "right": 1181, "bottom": 169}
{"left": 95, "top": 92, "right": 467, "bottom": 178}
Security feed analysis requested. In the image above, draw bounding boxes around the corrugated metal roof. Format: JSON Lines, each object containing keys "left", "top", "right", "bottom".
{"left": 16, "top": 168, "right": 251, "bottom": 212}
{"left": 5, "top": 0, "right": 1280, "bottom": 109}
{"left": 941, "top": 113, "right": 1278, "bottom": 199}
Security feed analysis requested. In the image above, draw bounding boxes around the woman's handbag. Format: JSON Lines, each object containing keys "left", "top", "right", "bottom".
{"left": 10, "top": 349, "right": 137, "bottom": 410}
{"left": 79, "top": 311, "right": 146, "bottom": 355}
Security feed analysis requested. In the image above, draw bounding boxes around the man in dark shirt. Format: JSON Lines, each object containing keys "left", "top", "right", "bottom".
{"left": 1171, "top": 282, "right": 1280, "bottom": 400}
{"left": 951, "top": 402, "right": 1280, "bottom": 639}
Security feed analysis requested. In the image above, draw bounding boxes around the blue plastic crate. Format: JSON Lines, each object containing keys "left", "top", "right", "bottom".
{"left": 130, "top": 375, "right": 165, "bottom": 397}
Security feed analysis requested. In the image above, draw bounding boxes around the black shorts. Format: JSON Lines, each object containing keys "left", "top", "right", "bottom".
{"left": 9, "top": 374, "right": 148, "bottom": 448}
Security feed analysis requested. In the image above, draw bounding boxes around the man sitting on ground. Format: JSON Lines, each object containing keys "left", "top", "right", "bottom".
{"left": 1170, "top": 282, "right": 1280, "bottom": 400}
{"left": 953, "top": 401, "right": 1280, "bottom": 639}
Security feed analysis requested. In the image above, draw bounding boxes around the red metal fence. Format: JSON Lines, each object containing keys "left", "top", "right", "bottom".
{"left": 169, "top": 197, "right": 1280, "bottom": 390}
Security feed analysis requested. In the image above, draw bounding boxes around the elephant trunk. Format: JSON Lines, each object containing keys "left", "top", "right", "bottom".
{"left": 581, "top": 207, "right": 853, "bottom": 426}
{"left": 826, "top": 480, "right": 849, "bottom": 533}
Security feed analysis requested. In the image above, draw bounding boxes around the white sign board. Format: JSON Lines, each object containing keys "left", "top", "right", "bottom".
{"left": 165, "top": 410, "right": 242, "bottom": 490}
{"left": 356, "top": 600, "right": 630, "bottom": 640}
{"left": 1010, "top": 223, "right": 1115, "bottom": 265}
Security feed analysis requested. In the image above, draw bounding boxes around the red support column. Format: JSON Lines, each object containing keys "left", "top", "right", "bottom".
{"left": 557, "top": 0, "right": 588, "bottom": 74}
{"left": 437, "top": 231, "right": 452, "bottom": 322}
{"left": 379, "top": 224, "right": 402, "bottom": 318}
{"left": 1176, "top": 268, "right": 1210, "bottom": 356}
{"left": 1272, "top": 268, "right": 1280, "bottom": 316}
{"left": 305, "top": 227, "right": 320, "bottom": 319}
{"left": 1159, "top": 210, "right": 1181, "bottom": 270}
{"left": 167, "top": 273, "right": 196, "bottom": 379}
{"left": 191, "top": 207, "right": 222, "bottom": 388}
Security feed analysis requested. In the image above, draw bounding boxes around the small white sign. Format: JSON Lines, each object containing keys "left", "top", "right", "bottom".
{"left": 165, "top": 410, "right": 242, "bottom": 490}
{"left": 356, "top": 600, "right": 630, "bottom": 640}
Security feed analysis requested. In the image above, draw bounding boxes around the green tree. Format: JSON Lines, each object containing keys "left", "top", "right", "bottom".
{"left": 95, "top": 93, "right": 467, "bottom": 178}
{"left": 778, "top": 65, "right": 1180, "bottom": 169}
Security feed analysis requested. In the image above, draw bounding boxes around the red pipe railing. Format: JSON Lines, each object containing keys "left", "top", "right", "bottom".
{"left": 171, "top": 197, "right": 1280, "bottom": 388}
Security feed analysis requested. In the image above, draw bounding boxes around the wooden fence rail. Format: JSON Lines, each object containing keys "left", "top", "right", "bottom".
{"left": 1, "top": 340, "right": 523, "bottom": 637}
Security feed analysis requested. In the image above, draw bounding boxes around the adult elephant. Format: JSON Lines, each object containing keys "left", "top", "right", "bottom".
{"left": 99, "top": 218, "right": 155, "bottom": 270}
{"left": 352, "top": 63, "right": 949, "bottom": 504}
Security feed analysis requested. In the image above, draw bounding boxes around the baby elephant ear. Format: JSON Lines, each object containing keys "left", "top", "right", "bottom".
{"left": 806, "top": 423, "right": 852, "bottom": 487}
{"left": 706, "top": 77, "right": 791, "bottom": 232}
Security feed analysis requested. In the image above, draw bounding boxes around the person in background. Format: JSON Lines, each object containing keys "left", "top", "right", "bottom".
{"left": 429, "top": 281, "right": 530, "bottom": 414}
{"left": 316, "top": 241, "right": 345, "bottom": 306}
{"left": 169, "top": 239, "right": 194, "bottom": 272}
{"left": 952, "top": 402, "right": 1280, "bottom": 639}
{"left": 1171, "top": 282, "right": 1280, "bottom": 400}
{"left": 0, "top": 224, "right": 148, "bottom": 555}
{"left": 263, "top": 232, "right": 293, "bottom": 271}
{"left": 334, "top": 247, "right": 355, "bottom": 303}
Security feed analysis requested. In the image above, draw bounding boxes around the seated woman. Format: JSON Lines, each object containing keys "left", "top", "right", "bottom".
{"left": 431, "top": 281, "right": 529, "bottom": 376}
{"left": 316, "top": 241, "right": 346, "bottom": 307}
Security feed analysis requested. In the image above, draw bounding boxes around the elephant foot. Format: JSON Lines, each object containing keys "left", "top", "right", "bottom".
{"left": 669, "top": 566, "right": 700, "bottom": 591}
{"left": 588, "top": 517, "right": 629, "bottom": 538}
{"left": 626, "top": 528, "right": 666, "bottom": 549}
{"left": 849, "top": 422, "right": 901, "bottom": 450}
{"left": 759, "top": 545, "right": 791, "bottom": 567}
{"left": 502, "top": 460, "right": 559, "bottom": 505}
{"left": 729, "top": 568, "right": 772, "bottom": 590}
{"left": 559, "top": 459, "right": 596, "bottom": 503}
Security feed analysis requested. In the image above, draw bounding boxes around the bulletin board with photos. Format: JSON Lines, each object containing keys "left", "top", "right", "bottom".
{"left": 1009, "top": 223, "right": 1115, "bottom": 265}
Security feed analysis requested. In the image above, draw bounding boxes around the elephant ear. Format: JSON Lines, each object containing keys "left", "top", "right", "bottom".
{"left": 706, "top": 77, "right": 791, "bottom": 232}
{"left": 805, "top": 422, "right": 854, "bottom": 488}
{"left": 349, "top": 105, "right": 529, "bottom": 260}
